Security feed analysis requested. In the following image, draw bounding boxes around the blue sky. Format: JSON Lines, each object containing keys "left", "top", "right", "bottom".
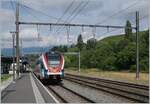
{"left": 1, "top": 0, "right": 149, "bottom": 48}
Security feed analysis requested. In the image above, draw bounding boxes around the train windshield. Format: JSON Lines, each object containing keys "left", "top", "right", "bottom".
{"left": 48, "top": 53, "right": 60, "bottom": 67}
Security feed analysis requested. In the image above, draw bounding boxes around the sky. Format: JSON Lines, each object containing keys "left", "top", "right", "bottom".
{"left": 0, "top": 0, "right": 149, "bottom": 48}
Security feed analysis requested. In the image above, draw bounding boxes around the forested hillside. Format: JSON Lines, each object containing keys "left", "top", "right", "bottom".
{"left": 51, "top": 30, "right": 149, "bottom": 72}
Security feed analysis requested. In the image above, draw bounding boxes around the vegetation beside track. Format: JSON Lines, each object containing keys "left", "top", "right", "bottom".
{"left": 51, "top": 29, "right": 149, "bottom": 72}
{"left": 1, "top": 74, "right": 12, "bottom": 82}
{"left": 25, "top": 21, "right": 149, "bottom": 85}
{"left": 65, "top": 68, "right": 149, "bottom": 85}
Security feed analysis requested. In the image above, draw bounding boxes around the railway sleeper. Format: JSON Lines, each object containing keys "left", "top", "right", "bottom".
{"left": 66, "top": 75, "right": 148, "bottom": 97}
{"left": 66, "top": 73, "right": 149, "bottom": 90}
{"left": 65, "top": 77, "right": 149, "bottom": 103}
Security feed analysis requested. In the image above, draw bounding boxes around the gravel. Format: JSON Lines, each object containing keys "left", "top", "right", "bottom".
{"left": 49, "top": 85, "right": 90, "bottom": 103}
{"left": 62, "top": 79, "right": 136, "bottom": 103}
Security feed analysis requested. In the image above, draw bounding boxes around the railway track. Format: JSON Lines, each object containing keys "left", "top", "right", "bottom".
{"left": 33, "top": 72, "right": 95, "bottom": 103}
{"left": 47, "top": 85, "right": 95, "bottom": 103}
{"left": 65, "top": 73, "right": 149, "bottom": 103}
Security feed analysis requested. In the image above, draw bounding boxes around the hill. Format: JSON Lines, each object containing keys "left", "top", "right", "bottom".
{"left": 1, "top": 46, "right": 52, "bottom": 56}
{"left": 51, "top": 30, "right": 149, "bottom": 72}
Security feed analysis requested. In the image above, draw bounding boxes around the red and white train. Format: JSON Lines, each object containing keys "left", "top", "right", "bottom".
{"left": 34, "top": 51, "right": 64, "bottom": 82}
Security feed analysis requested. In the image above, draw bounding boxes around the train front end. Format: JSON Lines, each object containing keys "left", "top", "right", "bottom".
{"left": 41, "top": 52, "right": 64, "bottom": 82}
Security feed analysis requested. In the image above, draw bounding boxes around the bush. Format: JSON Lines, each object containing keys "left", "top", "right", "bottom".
{"left": 52, "top": 30, "right": 149, "bottom": 72}
{"left": 103, "top": 56, "right": 117, "bottom": 70}
{"left": 130, "top": 60, "right": 149, "bottom": 73}
{"left": 116, "top": 42, "right": 136, "bottom": 69}
{"left": 140, "top": 59, "right": 149, "bottom": 72}
{"left": 130, "top": 65, "right": 136, "bottom": 72}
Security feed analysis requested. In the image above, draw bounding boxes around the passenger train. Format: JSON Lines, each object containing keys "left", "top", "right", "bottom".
{"left": 34, "top": 51, "right": 64, "bottom": 82}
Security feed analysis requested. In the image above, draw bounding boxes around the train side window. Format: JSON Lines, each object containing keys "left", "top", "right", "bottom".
{"left": 41, "top": 63, "right": 44, "bottom": 69}
{"left": 36, "top": 60, "right": 40, "bottom": 65}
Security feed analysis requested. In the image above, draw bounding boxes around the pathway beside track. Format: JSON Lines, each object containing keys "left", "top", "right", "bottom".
{"left": 1, "top": 72, "right": 58, "bottom": 103}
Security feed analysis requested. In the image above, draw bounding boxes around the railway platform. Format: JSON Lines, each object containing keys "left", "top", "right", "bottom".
{"left": 1, "top": 72, "right": 58, "bottom": 103}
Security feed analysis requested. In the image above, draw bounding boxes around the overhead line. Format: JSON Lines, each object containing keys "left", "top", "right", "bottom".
{"left": 10, "top": 0, "right": 16, "bottom": 17}
{"left": 56, "top": 0, "right": 76, "bottom": 24}
{"left": 68, "top": 0, "right": 89, "bottom": 23}
{"left": 19, "top": 2, "right": 64, "bottom": 22}
{"left": 101, "top": 28, "right": 123, "bottom": 36}
{"left": 55, "top": 1, "right": 84, "bottom": 34}
{"left": 10, "top": 0, "right": 15, "bottom": 11}
{"left": 96, "top": 0, "right": 139, "bottom": 25}
{"left": 19, "top": 21, "right": 136, "bottom": 29}
{"left": 98, "top": 15, "right": 149, "bottom": 38}
{"left": 21, "top": 5, "right": 41, "bottom": 21}
{"left": 62, "top": 1, "right": 84, "bottom": 23}
{"left": 97, "top": 28, "right": 123, "bottom": 41}
{"left": 139, "top": 15, "right": 149, "bottom": 21}
{"left": 48, "top": 0, "right": 75, "bottom": 35}
{"left": 56, "top": 0, "right": 90, "bottom": 34}
{"left": 128, "top": 14, "right": 149, "bottom": 26}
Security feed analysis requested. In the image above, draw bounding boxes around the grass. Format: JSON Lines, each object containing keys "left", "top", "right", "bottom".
{"left": 1, "top": 74, "right": 12, "bottom": 82}
{"left": 65, "top": 68, "right": 149, "bottom": 86}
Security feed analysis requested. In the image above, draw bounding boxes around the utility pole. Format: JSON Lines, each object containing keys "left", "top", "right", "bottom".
{"left": 136, "top": 11, "right": 139, "bottom": 79}
{"left": 78, "top": 52, "right": 80, "bottom": 73}
{"left": 16, "top": 2, "right": 20, "bottom": 78}
{"left": 20, "top": 38, "right": 22, "bottom": 61}
{"left": 10, "top": 31, "right": 16, "bottom": 82}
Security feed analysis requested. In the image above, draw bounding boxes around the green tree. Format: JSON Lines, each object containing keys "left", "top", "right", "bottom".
{"left": 77, "top": 34, "right": 84, "bottom": 51}
{"left": 125, "top": 20, "right": 132, "bottom": 40}
{"left": 86, "top": 38, "right": 97, "bottom": 49}
{"left": 50, "top": 45, "right": 68, "bottom": 52}
{"left": 139, "top": 30, "right": 149, "bottom": 72}
{"left": 103, "top": 56, "right": 117, "bottom": 70}
{"left": 64, "top": 29, "right": 149, "bottom": 72}
{"left": 116, "top": 43, "right": 136, "bottom": 69}
{"left": 116, "top": 38, "right": 130, "bottom": 52}
{"left": 50, "top": 46, "right": 58, "bottom": 51}
{"left": 63, "top": 45, "right": 68, "bottom": 52}
{"left": 95, "top": 42, "right": 115, "bottom": 69}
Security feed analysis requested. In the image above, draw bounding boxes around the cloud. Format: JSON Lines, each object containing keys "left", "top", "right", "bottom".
{"left": 0, "top": 9, "right": 14, "bottom": 23}
{"left": 1, "top": 0, "right": 149, "bottom": 48}
{"left": 20, "top": 28, "right": 37, "bottom": 38}
{"left": 80, "top": 31, "right": 94, "bottom": 42}
{"left": 0, "top": 8, "right": 15, "bottom": 32}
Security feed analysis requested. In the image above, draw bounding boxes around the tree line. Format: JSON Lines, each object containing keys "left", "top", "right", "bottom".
{"left": 51, "top": 20, "right": 149, "bottom": 72}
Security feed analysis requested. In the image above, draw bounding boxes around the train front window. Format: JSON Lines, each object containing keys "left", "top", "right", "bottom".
{"left": 48, "top": 54, "right": 60, "bottom": 67}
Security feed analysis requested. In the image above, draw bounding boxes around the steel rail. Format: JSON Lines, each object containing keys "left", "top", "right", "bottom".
{"left": 47, "top": 85, "right": 95, "bottom": 103}
{"left": 66, "top": 73, "right": 149, "bottom": 90}
{"left": 65, "top": 75, "right": 149, "bottom": 103}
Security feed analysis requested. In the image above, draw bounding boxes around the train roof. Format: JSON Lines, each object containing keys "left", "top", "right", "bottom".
{"left": 45, "top": 51, "right": 62, "bottom": 55}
